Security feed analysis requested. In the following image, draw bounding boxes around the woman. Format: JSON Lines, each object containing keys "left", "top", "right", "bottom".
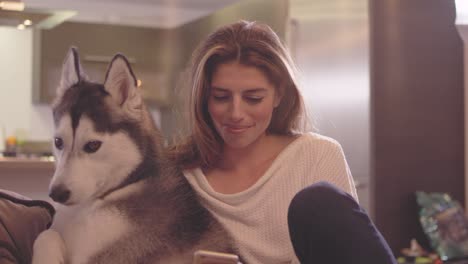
{"left": 169, "top": 20, "right": 396, "bottom": 264}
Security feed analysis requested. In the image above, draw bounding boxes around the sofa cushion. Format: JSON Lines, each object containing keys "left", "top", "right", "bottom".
{"left": 0, "top": 189, "right": 54, "bottom": 264}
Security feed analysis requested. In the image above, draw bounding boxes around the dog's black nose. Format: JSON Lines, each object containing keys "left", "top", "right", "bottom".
{"left": 49, "top": 185, "right": 71, "bottom": 203}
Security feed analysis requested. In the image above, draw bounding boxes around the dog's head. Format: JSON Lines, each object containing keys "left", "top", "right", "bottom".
{"left": 49, "top": 47, "right": 160, "bottom": 205}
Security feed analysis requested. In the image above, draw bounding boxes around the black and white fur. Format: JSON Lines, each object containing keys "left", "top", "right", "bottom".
{"left": 32, "top": 47, "right": 237, "bottom": 264}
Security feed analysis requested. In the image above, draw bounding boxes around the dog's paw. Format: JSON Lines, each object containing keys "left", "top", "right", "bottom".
{"left": 32, "top": 229, "right": 67, "bottom": 264}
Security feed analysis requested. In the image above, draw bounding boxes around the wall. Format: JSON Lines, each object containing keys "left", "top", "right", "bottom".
{"left": 455, "top": 0, "right": 468, "bottom": 215}
{"left": 0, "top": 27, "right": 53, "bottom": 143}
{"left": 371, "top": 0, "right": 464, "bottom": 253}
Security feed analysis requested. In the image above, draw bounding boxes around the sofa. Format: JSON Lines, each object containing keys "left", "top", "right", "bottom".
{"left": 0, "top": 189, "right": 54, "bottom": 264}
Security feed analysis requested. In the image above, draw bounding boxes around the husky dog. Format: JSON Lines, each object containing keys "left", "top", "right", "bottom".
{"left": 32, "top": 47, "right": 237, "bottom": 264}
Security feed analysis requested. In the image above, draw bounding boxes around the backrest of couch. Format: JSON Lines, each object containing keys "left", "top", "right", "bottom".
{"left": 0, "top": 189, "right": 54, "bottom": 264}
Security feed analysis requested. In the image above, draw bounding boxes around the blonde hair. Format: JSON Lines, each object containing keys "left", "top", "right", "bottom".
{"left": 169, "top": 20, "right": 307, "bottom": 169}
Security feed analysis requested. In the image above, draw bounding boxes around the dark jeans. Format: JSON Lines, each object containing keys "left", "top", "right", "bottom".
{"left": 287, "top": 182, "right": 397, "bottom": 264}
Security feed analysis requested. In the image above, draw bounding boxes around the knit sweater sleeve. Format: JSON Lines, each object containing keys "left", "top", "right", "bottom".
{"left": 312, "top": 137, "right": 359, "bottom": 201}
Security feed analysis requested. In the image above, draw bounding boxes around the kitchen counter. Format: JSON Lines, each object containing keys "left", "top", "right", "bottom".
{"left": 0, "top": 157, "right": 54, "bottom": 201}
{"left": 0, "top": 157, "right": 54, "bottom": 170}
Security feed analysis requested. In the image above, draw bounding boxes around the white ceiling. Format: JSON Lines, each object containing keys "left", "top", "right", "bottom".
{"left": 23, "top": 0, "right": 243, "bottom": 28}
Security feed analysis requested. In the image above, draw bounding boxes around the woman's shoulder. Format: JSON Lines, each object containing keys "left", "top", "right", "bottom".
{"left": 269, "top": 133, "right": 343, "bottom": 162}
{"left": 295, "top": 132, "right": 343, "bottom": 150}
{"left": 286, "top": 133, "right": 347, "bottom": 168}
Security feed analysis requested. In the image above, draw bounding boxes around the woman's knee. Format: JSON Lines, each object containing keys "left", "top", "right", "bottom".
{"left": 288, "top": 181, "right": 364, "bottom": 231}
{"left": 288, "top": 182, "right": 397, "bottom": 264}
{"left": 289, "top": 181, "right": 354, "bottom": 213}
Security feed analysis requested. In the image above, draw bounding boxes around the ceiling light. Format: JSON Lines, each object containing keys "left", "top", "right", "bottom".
{"left": 23, "top": 19, "right": 32, "bottom": 26}
{"left": 17, "top": 24, "right": 25, "bottom": 30}
{"left": 0, "top": 1, "right": 25, "bottom": 11}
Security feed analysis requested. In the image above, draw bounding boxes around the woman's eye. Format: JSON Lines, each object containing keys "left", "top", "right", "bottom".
{"left": 83, "top": 141, "right": 102, "bottom": 153}
{"left": 54, "top": 137, "right": 64, "bottom": 150}
{"left": 245, "top": 97, "right": 263, "bottom": 103}
{"left": 212, "top": 95, "right": 229, "bottom": 101}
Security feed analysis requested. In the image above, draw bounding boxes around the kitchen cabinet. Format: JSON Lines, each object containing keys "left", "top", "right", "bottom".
{"left": 32, "top": 22, "right": 173, "bottom": 107}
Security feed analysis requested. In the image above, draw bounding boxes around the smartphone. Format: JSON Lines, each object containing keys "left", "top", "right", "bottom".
{"left": 193, "top": 250, "right": 240, "bottom": 264}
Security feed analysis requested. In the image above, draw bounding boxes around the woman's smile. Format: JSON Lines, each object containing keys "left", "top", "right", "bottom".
{"left": 223, "top": 124, "right": 253, "bottom": 134}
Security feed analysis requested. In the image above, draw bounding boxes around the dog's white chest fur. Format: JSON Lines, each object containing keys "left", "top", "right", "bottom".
{"left": 52, "top": 202, "right": 129, "bottom": 263}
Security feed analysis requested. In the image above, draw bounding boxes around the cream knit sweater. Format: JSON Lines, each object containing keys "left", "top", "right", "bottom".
{"left": 183, "top": 133, "right": 358, "bottom": 264}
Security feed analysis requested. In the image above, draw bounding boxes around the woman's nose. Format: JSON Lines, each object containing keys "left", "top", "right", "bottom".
{"left": 228, "top": 98, "right": 244, "bottom": 121}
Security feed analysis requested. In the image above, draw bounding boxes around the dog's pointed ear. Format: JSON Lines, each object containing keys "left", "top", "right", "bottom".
{"left": 103, "top": 54, "right": 141, "bottom": 111}
{"left": 58, "top": 47, "right": 84, "bottom": 95}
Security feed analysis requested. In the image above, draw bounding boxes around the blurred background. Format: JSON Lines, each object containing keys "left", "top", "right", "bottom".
{"left": 0, "top": 0, "right": 466, "bottom": 258}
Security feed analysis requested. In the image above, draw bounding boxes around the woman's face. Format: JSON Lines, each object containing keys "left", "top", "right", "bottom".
{"left": 208, "top": 61, "right": 281, "bottom": 150}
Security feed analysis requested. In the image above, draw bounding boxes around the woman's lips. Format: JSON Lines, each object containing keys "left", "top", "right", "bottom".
{"left": 224, "top": 125, "right": 251, "bottom": 134}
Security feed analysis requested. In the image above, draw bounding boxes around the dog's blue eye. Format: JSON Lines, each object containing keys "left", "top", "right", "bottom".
{"left": 54, "top": 137, "right": 64, "bottom": 150}
{"left": 84, "top": 141, "right": 102, "bottom": 153}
